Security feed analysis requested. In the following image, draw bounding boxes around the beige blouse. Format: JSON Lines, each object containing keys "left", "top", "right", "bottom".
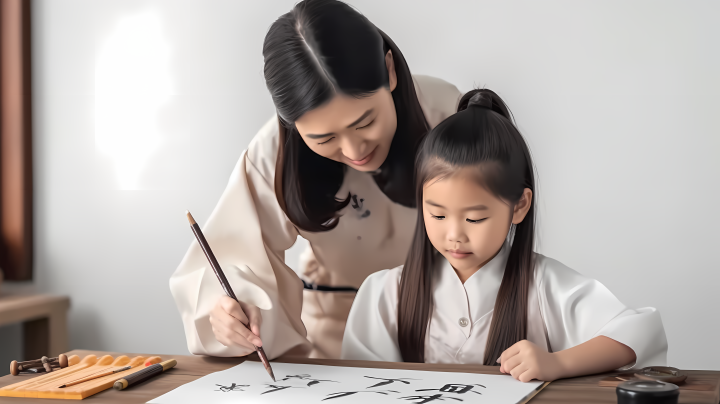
{"left": 170, "top": 75, "right": 462, "bottom": 359}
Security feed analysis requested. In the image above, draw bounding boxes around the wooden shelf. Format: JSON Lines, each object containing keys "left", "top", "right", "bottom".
{"left": 0, "top": 294, "right": 70, "bottom": 359}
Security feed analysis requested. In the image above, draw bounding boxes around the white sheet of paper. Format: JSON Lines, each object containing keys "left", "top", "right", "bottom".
{"left": 148, "top": 361, "right": 543, "bottom": 404}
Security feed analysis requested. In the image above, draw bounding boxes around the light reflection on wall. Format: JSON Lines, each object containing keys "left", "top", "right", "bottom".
{"left": 95, "top": 11, "right": 172, "bottom": 190}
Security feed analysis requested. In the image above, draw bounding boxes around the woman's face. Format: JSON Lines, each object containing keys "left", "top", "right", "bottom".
{"left": 294, "top": 51, "right": 398, "bottom": 172}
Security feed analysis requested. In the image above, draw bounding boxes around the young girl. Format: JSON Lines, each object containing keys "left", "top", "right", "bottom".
{"left": 341, "top": 89, "right": 668, "bottom": 382}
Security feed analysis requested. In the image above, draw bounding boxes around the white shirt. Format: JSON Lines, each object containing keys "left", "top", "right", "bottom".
{"left": 342, "top": 242, "right": 668, "bottom": 369}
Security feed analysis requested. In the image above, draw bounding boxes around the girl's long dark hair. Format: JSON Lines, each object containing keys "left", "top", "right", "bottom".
{"left": 264, "top": 0, "right": 428, "bottom": 232}
{"left": 397, "top": 89, "right": 537, "bottom": 365}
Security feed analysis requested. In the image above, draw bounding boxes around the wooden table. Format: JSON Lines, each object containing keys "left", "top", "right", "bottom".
{"left": 0, "top": 294, "right": 69, "bottom": 359}
{"left": 0, "top": 350, "right": 718, "bottom": 403}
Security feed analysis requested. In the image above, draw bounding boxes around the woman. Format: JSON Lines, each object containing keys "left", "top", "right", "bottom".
{"left": 170, "top": 0, "right": 461, "bottom": 359}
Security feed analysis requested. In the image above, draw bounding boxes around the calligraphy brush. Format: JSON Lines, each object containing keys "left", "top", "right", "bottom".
{"left": 185, "top": 210, "right": 276, "bottom": 382}
{"left": 114, "top": 360, "right": 177, "bottom": 390}
{"left": 59, "top": 366, "right": 131, "bottom": 388}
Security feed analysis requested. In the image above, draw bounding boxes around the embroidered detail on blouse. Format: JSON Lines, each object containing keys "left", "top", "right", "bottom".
{"left": 351, "top": 194, "right": 371, "bottom": 219}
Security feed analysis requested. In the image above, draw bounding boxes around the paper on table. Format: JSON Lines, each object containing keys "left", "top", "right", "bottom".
{"left": 148, "top": 361, "right": 543, "bottom": 404}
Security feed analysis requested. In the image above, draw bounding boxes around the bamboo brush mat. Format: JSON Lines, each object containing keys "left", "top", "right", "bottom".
{"left": 0, "top": 354, "right": 162, "bottom": 400}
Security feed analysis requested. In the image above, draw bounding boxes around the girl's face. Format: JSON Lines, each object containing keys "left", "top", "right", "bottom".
{"left": 422, "top": 167, "right": 532, "bottom": 282}
{"left": 294, "top": 51, "right": 398, "bottom": 172}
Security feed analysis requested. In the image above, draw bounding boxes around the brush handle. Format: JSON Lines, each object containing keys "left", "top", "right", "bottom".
{"left": 190, "top": 223, "right": 238, "bottom": 301}
{"left": 122, "top": 364, "right": 162, "bottom": 386}
{"left": 186, "top": 211, "right": 275, "bottom": 382}
{"left": 62, "top": 366, "right": 130, "bottom": 387}
{"left": 114, "top": 360, "right": 177, "bottom": 391}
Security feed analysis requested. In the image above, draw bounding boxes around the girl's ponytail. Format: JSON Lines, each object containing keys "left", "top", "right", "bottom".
{"left": 457, "top": 89, "right": 513, "bottom": 123}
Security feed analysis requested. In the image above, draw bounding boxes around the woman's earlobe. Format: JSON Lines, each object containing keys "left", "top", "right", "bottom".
{"left": 385, "top": 50, "right": 397, "bottom": 92}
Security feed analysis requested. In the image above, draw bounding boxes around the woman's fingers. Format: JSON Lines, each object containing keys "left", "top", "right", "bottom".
{"left": 220, "top": 296, "right": 249, "bottom": 325}
{"left": 210, "top": 316, "right": 256, "bottom": 350}
{"left": 211, "top": 296, "right": 263, "bottom": 347}
{"left": 241, "top": 302, "right": 263, "bottom": 343}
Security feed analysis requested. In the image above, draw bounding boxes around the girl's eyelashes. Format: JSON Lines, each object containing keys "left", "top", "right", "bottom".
{"left": 318, "top": 136, "right": 335, "bottom": 145}
{"left": 429, "top": 215, "right": 487, "bottom": 223}
{"left": 356, "top": 120, "right": 374, "bottom": 130}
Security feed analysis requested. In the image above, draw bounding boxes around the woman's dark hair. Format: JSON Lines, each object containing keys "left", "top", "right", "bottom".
{"left": 397, "top": 89, "right": 537, "bottom": 365}
{"left": 264, "top": 0, "right": 428, "bottom": 232}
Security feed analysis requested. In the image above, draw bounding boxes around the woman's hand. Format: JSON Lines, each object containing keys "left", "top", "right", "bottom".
{"left": 498, "top": 340, "right": 565, "bottom": 382}
{"left": 209, "top": 296, "right": 263, "bottom": 350}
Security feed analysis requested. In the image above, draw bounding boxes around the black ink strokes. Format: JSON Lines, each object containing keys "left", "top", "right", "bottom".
{"left": 363, "top": 376, "right": 418, "bottom": 388}
{"left": 396, "top": 383, "right": 487, "bottom": 402}
{"left": 416, "top": 384, "right": 486, "bottom": 395}
{"left": 322, "top": 390, "right": 400, "bottom": 401}
{"left": 214, "top": 375, "right": 487, "bottom": 402}
{"left": 351, "top": 194, "right": 371, "bottom": 219}
{"left": 351, "top": 195, "right": 364, "bottom": 210}
{"left": 214, "top": 383, "right": 248, "bottom": 392}
{"left": 280, "top": 374, "right": 339, "bottom": 387}
{"left": 261, "top": 384, "right": 301, "bottom": 394}
{"left": 308, "top": 379, "right": 339, "bottom": 387}
{"left": 400, "top": 394, "right": 463, "bottom": 403}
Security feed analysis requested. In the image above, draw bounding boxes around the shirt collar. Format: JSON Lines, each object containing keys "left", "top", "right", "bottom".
{"left": 434, "top": 241, "right": 510, "bottom": 332}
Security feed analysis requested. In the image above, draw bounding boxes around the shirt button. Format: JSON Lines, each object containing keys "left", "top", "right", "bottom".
{"left": 458, "top": 317, "right": 469, "bottom": 327}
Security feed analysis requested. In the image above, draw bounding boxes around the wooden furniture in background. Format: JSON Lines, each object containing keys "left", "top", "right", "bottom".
{"left": 0, "top": 294, "right": 69, "bottom": 360}
{"left": 0, "top": 350, "right": 717, "bottom": 404}
{"left": 0, "top": 0, "right": 34, "bottom": 281}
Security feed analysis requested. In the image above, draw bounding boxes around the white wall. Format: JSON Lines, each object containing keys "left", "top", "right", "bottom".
{"left": 2, "top": 0, "right": 716, "bottom": 371}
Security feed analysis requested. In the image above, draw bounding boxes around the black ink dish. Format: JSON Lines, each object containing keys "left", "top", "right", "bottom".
{"left": 616, "top": 380, "right": 679, "bottom": 404}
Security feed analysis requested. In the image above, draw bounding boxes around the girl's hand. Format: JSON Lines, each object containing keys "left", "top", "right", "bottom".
{"left": 498, "top": 340, "right": 565, "bottom": 382}
{"left": 209, "top": 296, "right": 263, "bottom": 351}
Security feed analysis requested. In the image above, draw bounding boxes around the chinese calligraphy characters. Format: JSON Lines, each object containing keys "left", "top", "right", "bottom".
{"left": 214, "top": 383, "right": 248, "bottom": 392}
